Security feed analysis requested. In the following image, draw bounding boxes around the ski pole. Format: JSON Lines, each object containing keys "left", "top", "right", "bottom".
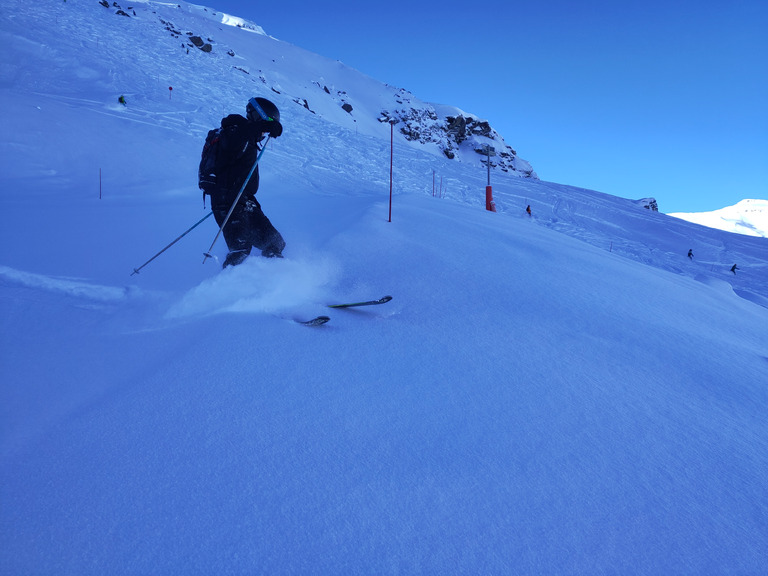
{"left": 131, "top": 211, "right": 213, "bottom": 276}
{"left": 202, "top": 136, "right": 271, "bottom": 263}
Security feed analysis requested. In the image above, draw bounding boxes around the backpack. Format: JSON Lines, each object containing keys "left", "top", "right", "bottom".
{"left": 198, "top": 128, "right": 222, "bottom": 193}
{"left": 198, "top": 115, "right": 258, "bottom": 206}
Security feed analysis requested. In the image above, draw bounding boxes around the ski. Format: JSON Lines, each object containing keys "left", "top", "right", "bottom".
{"left": 294, "top": 296, "right": 391, "bottom": 325}
{"left": 328, "top": 295, "right": 392, "bottom": 309}
{"left": 297, "top": 315, "right": 330, "bottom": 326}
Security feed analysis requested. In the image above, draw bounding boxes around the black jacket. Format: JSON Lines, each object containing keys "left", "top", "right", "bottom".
{"left": 216, "top": 114, "right": 264, "bottom": 196}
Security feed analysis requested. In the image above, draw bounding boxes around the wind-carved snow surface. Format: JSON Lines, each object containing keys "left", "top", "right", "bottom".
{"left": 1, "top": 1, "right": 767, "bottom": 574}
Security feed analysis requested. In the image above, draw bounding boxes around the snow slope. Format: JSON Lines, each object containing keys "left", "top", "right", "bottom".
{"left": 1, "top": 1, "right": 767, "bottom": 574}
{"left": 670, "top": 199, "right": 768, "bottom": 238}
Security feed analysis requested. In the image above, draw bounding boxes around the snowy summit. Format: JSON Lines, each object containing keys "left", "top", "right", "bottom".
{"left": 1, "top": 1, "right": 767, "bottom": 574}
{"left": 670, "top": 198, "right": 768, "bottom": 238}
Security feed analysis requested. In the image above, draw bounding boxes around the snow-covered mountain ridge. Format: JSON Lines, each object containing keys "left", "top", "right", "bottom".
{"left": 86, "top": 0, "right": 537, "bottom": 177}
{"left": 670, "top": 199, "right": 768, "bottom": 238}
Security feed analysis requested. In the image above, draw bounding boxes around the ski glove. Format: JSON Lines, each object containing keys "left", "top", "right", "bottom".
{"left": 254, "top": 119, "right": 282, "bottom": 138}
{"left": 267, "top": 120, "right": 283, "bottom": 138}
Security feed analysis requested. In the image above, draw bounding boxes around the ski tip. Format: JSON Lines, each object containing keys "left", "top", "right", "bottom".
{"left": 298, "top": 315, "right": 330, "bottom": 326}
{"left": 327, "top": 295, "right": 393, "bottom": 309}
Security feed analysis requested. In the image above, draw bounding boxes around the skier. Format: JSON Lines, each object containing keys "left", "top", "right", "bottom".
{"left": 730, "top": 264, "right": 739, "bottom": 275}
{"left": 118, "top": 95, "right": 126, "bottom": 106}
{"left": 687, "top": 249, "right": 693, "bottom": 260}
{"left": 201, "top": 97, "right": 285, "bottom": 268}
{"left": 526, "top": 204, "right": 532, "bottom": 217}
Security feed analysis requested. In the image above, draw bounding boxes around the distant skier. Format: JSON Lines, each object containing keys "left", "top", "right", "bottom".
{"left": 118, "top": 95, "right": 126, "bottom": 106}
{"left": 526, "top": 205, "right": 532, "bottom": 217}
{"left": 687, "top": 249, "right": 693, "bottom": 260}
{"left": 730, "top": 264, "right": 739, "bottom": 275}
{"left": 198, "top": 97, "right": 284, "bottom": 268}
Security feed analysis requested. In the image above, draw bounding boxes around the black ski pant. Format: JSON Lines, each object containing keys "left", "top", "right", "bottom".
{"left": 212, "top": 195, "right": 285, "bottom": 257}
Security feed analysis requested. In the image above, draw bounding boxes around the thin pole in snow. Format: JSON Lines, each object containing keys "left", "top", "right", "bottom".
{"left": 484, "top": 145, "right": 496, "bottom": 212}
{"left": 487, "top": 147, "right": 491, "bottom": 186}
{"left": 389, "top": 122, "right": 393, "bottom": 222}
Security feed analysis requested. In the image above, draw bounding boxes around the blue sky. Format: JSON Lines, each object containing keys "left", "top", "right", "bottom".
{"left": 208, "top": 0, "right": 767, "bottom": 213}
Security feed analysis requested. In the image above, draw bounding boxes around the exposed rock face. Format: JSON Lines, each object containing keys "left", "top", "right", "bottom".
{"left": 637, "top": 198, "right": 659, "bottom": 211}
{"left": 378, "top": 107, "right": 537, "bottom": 178}
{"left": 188, "top": 35, "right": 212, "bottom": 52}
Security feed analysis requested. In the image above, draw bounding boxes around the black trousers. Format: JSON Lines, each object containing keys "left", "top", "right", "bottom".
{"left": 212, "top": 195, "right": 285, "bottom": 257}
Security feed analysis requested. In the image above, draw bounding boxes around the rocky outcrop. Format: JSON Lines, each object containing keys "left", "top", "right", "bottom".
{"left": 378, "top": 107, "right": 537, "bottom": 178}
{"left": 636, "top": 198, "right": 659, "bottom": 211}
{"left": 188, "top": 35, "right": 213, "bottom": 53}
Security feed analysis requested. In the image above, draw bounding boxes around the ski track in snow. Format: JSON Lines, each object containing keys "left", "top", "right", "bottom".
{"left": 0, "top": 265, "right": 131, "bottom": 303}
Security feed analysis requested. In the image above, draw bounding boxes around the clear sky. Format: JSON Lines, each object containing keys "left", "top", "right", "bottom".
{"left": 207, "top": 0, "right": 767, "bottom": 213}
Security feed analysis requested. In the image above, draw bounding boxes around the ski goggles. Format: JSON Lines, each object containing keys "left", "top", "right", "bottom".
{"left": 248, "top": 97, "right": 274, "bottom": 121}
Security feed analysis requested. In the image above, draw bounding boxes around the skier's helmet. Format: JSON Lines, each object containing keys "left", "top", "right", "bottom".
{"left": 246, "top": 97, "right": 280, "bottom": 123}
